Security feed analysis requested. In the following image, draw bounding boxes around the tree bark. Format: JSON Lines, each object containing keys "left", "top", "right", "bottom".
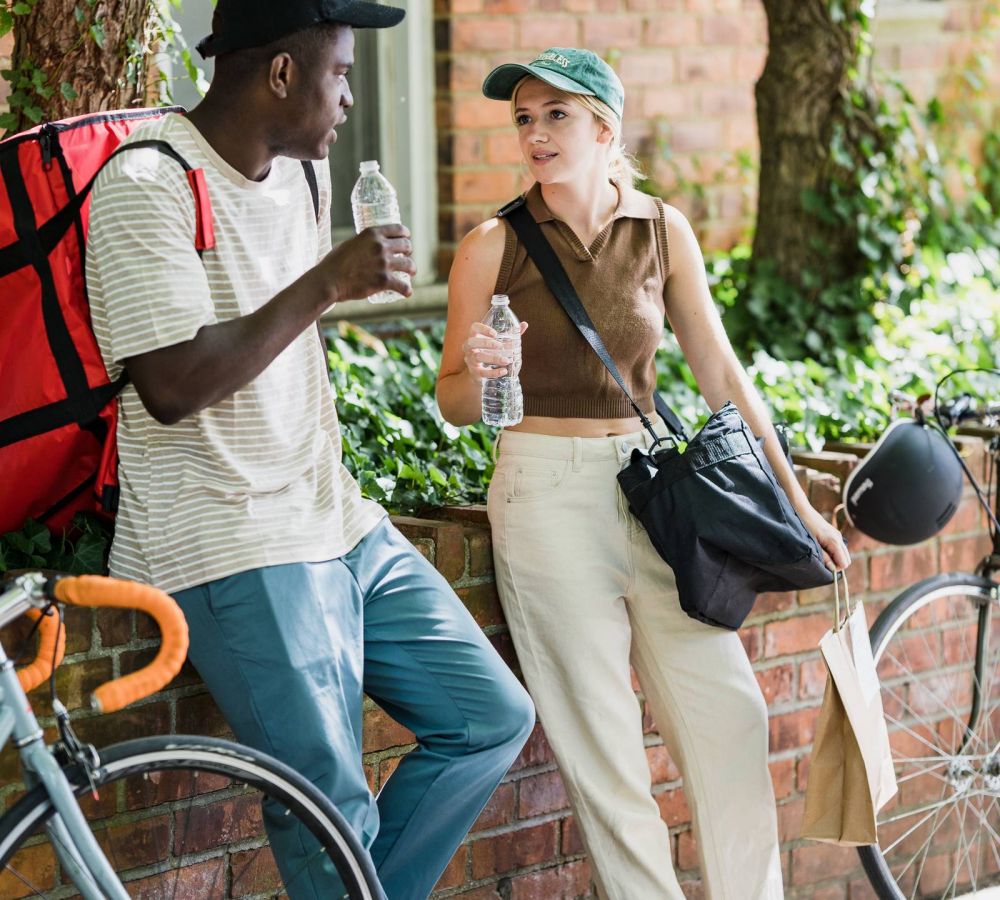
{"left": 8, "top": 0, "right": 154, "bottom": 132}
{"left": 752, "top": 0, "right": 869, "bottom": 285}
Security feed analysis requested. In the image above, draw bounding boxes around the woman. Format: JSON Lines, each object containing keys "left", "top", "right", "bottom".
{"left": 436, "top": 48, "right": 849, "bottom": 900}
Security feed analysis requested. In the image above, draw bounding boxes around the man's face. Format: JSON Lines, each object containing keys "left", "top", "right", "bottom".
{"left": 287, "top": 25, "right": 356, "bottom": 160}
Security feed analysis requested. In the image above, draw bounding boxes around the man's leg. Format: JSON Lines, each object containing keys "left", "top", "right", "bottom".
{"left": 344, "top": 519, "right": 536, "bottom": 900}
{"left": 174, "top": 562, "right": 377, "bottom": 899}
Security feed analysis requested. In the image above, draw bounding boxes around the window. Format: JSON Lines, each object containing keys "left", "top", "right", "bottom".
{"left": 163, "top": 0, "right": 437, "bottom": 313}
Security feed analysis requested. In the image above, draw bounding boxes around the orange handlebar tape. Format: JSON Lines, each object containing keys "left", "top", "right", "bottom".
{"left": 16, "top": 606, "right": 66, "bottom": 695}
{"left": 54, "top": 576, "right": 189, "bottom": 714}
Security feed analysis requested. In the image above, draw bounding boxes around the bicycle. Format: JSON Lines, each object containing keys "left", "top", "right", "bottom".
{"left": 0, "top": 570, "right": 385, "bottom": 899}
{"left": 846, "top": 381, "right": 1000, "bottom": 899}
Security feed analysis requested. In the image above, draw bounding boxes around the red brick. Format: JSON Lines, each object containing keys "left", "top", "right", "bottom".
{"left": 125, "top": 857, "right": 227, "bottom": 898}
{"left": 756, "top": 663, "right": 794, "bottom": 704}
{"left": 452, "top": 95, "right": 517, "bottom": 130}
{"left": 798, "top": 656, "right": 828, "bottom": 700}
{"left": 777, "top": 797, "right": 804, "bottom": 844}
{"left": 518, "top": 769, "right": 569, "bottom": 817}
{"left": 470, "top": 821, "right": 558, "bottom": 878}
{"left": 677, "top": 48, "right": 735, "bottom": 82}
{"left": 676, "top": 827, "right": 699, "bottom": 870}
{"left": 740, "top": 624, "right": 763, "bottom": 661}
{"left": 769, "top": 706, "right": 820, "bottom": 753}
{"left": 619, "top": 51, "right": 676, "bottom": 85}
{"left": 561, "top": 814, "right": 586, "bottom": 855}
{"left": 647, "top": 743, "right": 681, "bottom": 783}
{"left": 750, "top": 589, "right": 796, "bottom": 616}
{"left": 472, "top": 781, "right": 515, "bottom": 831}
{"left": 518, "top": 15, "right": 581, "bottom": 48}
{"left": 581, "top": 15, "right": 641, "bottom": 48}
{"left": 455, "top": 169, "right": 519, "bottom": 205}
{"left": 769, "top": 756, "right": 795, "bottom": 800}
{"left": 435, "top": 844, "right": 468, "bottom": 890}
{"left": 509, "top": 859, "right": 592, "bottom": 899}
{"left": 511, "top": 721, "right": 554, "bottom": 769}
{"left": 175, "top": 691, "right": 229, "bottom": 738}
{"left": 641, "top": 86, "right": 697, "bottom": 118}
{"left": 791, "top": 841, "right": 862, "bottom": 885}
{"left": 362, "top": 705, "right": 415, "bottom": 752}
{"left": 468, "top": 529, "right": 496, "bottom": 575}
{"left": 457, "top": 582, "right": 505, "bottom": 628}
{"left": 231, "top": 846, "right": 282, "bottom": 896}
{"left": 701, "top": 15, "right": 744, "bottom": 44}
{"left": 940, "top": 533, "right": 993, "bottom": 573}
{"left": 452, "top": 18, "right": 517, "bottom": 51}
{"left": 31, "top": 656, "right": 114, "bottom": 716}
{"left": 940, "top": 493, "right": 985, "bottom": 535}
{"left": 484, "top": 0, "right": 534, "bottom": 11}
{"left": 644, "top": 15, "right": 698, "bottom": 46}
{"left": 97, "top": 607, "right": 133, "bottom": 646}
{"left": 668, "top": 120, "right": 725, "bottom": 153}
{"left": 655, "top": 786, "right": 691, "bottom": 827}
{"left": 764, "top": 612, "right": 831, "bottom": 657}
{"left": 0, "top": 843, "right": 57, "bottom": 896}
{"left": 869, "top": 543, "right": 938, "bottom": 592}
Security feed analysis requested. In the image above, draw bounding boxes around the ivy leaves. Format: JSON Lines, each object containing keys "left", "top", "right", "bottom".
{"left": 0, "top": 515, "right": 110, "bottom": 576}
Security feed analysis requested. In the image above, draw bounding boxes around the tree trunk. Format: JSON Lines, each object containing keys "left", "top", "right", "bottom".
{"left": 8, "top": 0, "right": 154, "bottom": 132}
{"left": 752, "top": 0, "right": 868, "bottom": 285}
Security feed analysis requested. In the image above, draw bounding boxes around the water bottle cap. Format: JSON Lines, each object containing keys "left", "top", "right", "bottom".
{"left": 359, "top": 160, "right": 380, "bottom": 174}
{"left": 491, "top": 293, "right": 510, "bottom": 306}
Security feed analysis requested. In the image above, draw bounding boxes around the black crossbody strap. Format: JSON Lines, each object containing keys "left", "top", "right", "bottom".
{"left": 499, "top": 197, "right": 690, "bottom": 443}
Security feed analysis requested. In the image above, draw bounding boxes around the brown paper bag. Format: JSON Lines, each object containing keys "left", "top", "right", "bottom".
{"left": 801, "top": 667, "right": 878, "bottom": 844}
{"left": 801, "top": 573, "right": 897, "bottom": 845}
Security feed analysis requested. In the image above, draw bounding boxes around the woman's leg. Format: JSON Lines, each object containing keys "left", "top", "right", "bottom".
{"left": 488, "top": 434, "right": 685, "bottom": 900}
{"left": 627, "top": 527, "right": 784, "bottom": 900}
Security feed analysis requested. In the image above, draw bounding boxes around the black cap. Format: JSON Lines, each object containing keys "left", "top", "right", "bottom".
{"left": 196, "top": 0, "right": 405, "bottom": 59}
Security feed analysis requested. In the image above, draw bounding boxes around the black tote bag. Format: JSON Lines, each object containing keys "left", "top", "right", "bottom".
{"left": 498, "top": 197, "right": 833, "bottom": 629}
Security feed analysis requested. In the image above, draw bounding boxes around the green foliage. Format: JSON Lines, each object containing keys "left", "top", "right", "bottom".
{"left": 327, "top": 322, "right": 496, "bottom": 515}
{"left": 0, "top": 515, "right": 111, "bottom": 576}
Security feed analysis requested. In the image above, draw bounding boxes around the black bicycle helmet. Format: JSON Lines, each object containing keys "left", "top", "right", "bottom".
{"left": 843, "top": 420, "right": 964, "bottom": 545}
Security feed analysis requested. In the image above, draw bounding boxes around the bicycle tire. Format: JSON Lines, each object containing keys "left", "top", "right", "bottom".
{"left": 858, "top": 571, "right": 1000, "bottom": 899}
{"left": 0, "top": 734, "right": 384, "bottom": 900}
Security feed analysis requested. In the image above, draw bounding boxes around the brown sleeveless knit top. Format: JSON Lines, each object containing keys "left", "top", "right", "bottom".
{"left": 493, "top": 182, "right": 670, "bottom": 419}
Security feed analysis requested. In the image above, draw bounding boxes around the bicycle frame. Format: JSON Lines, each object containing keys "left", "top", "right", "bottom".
{"left": 0, "top": 575, "right": 128, "bottom": 900}
{"left": 960, "top": 430, "right": 1000, "bottom": 757}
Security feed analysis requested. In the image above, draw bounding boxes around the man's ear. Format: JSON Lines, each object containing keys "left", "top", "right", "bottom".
{"left": 268, "top": 52, "right": 293, "bottom": 99}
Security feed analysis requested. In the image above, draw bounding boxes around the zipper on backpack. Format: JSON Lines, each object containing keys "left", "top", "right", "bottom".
{"left": 39, "top": 125, "right": 54, "bottom": 170}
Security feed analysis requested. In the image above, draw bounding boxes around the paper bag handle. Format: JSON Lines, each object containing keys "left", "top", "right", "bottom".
{"left": 833, "top": 569, "right": 853, "bottom": 632}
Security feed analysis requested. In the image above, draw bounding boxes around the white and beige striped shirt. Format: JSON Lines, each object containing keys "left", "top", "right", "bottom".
{"left": 86, "top": 114, "right": 384, "bottom": 593}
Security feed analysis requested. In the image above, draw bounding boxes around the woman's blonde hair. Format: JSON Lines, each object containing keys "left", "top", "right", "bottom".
{"left": 510, "top": 76, "right": 644, "bottom": 187}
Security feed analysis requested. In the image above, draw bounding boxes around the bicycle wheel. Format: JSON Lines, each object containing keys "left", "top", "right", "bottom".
{"left": 0, "top": 735, "right": 383, "bottom": 900}
{"left": 859, "top": 572, "right": 1000, "bottom": 899}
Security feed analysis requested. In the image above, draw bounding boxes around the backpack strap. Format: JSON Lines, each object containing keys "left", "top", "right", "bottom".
{"left": 301, "top": 160, "right": 320, "bottom": 222}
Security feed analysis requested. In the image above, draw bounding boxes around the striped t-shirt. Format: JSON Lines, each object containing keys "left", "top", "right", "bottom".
{"left": 86, "top": 114, "right": 385, "bottom": 593}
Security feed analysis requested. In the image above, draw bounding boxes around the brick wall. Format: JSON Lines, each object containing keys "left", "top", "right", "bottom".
{"left": 434, "top": 0, "right": 1000, "bottom": 272}
{"left": 1, "top": 441, "right": 995, "bottom": 898}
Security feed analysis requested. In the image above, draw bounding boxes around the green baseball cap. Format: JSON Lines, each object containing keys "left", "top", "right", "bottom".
{"left": 482, "top": 48, "right": 625, "bottom": 122}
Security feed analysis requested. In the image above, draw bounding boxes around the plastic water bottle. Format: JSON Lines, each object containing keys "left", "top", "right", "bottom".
{"left": 350, "top": 160, "right": 411, "bottom": 304}
{"left": 481, "top": 294, "right": 523, "bottom": 427}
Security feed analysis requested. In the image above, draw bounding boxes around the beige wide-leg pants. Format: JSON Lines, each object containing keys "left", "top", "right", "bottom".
{"left": 487, "top": 426, "right": 784, "bottom": 900}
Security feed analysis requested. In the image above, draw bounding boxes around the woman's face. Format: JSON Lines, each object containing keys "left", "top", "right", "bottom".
{"left": 513, "top": 78, "right": 611, "bottom": 185}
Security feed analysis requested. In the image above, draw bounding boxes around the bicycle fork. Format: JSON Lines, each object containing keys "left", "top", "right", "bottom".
{"left": 0, "top": 658, "right": 128, "bottom": 900}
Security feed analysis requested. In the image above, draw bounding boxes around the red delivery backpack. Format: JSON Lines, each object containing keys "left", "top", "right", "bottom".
{"left": 0, "top": 107, "right": 206, "bottom": 535}
{"left": 0, "top": 108, "right": 320, "bottom": 538}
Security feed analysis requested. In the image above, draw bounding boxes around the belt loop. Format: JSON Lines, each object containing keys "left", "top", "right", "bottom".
{"left": 572, "top": 437, "right": 583, "bottom": 472}
{"left": 491, "top": 430, "right": 502, "bottom": 464}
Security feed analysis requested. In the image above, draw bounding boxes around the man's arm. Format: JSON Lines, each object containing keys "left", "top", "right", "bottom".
{"left": 125, "top": 225, "right": 413, "bottom": 424}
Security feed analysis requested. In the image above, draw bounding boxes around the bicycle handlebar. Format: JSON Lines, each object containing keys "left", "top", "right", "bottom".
{"left": 16, "top": 606, "right": 67, "bottom": 696}
{"left": 15, "top": 575, "right": 189, "bottom": 714}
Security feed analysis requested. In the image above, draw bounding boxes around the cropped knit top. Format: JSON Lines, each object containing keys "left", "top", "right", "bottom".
{"left": 493, "top": 181, "right": 670, "bottom": 419}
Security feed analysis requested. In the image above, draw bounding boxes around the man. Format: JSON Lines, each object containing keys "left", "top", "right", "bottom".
{"left": 85, "top": 2, "right": 535, "bottom": 897}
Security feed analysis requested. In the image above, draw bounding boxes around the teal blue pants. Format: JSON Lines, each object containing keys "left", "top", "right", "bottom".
{"left": 173, "top": 518, "right": 535, "bottom": 899}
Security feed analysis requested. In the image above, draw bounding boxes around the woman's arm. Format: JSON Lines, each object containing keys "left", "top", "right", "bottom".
{"left": 437, "top": 219, "right": 515, "bottom": 426}
{"left": 662, "top": 205, "right": 850, "bottom": 571}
